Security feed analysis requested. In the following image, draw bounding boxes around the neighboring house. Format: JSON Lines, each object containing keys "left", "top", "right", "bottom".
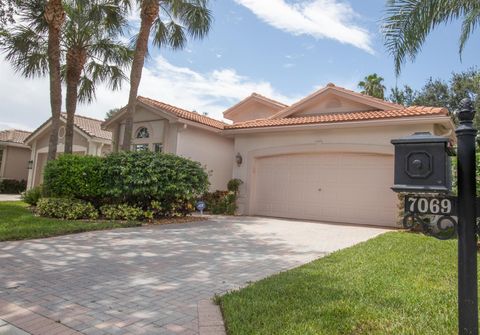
{"left": 0, "top": 129, "right": 32, "bottom": 181}
{"left": 104, "top": 83, "right": 454, "bottom": 227}
{"left": 25, "top": 113, "right": 112, "bottom": 188}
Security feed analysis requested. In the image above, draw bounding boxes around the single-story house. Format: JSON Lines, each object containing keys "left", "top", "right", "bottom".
{"left": 0, "top": 129, "right": 32, "bottom": 182}
{"left": 103, "top": 83, "right": 455, "bottom": 227}
{"left": 25, "top": 113, "right": 112, "bottom": 188}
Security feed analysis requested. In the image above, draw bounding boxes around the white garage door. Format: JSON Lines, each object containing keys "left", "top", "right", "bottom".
{"left": 252, "top": 152, "right": 397, "bottom": 227}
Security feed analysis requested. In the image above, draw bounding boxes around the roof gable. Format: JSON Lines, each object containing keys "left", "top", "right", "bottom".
{"left": 223, "top": 93, "right": 287, "bottom": 122}
{"left": 271, "top": 83, "right": 403, "bottom": 119}
{"left": 25, "top": 114, "right": 111, "bottom": 144}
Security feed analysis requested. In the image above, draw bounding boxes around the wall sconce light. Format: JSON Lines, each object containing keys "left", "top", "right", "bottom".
{"left": 27, "top": 160, "right": 33, "bottom": 169}
{"left": 235, "top": 153, "right": 243, "bottom": 167}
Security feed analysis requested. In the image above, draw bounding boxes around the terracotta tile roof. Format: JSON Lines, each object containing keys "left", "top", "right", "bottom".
{"left": 138, "top": 96, "right": 227, "bottom": 130}
{"left": 225, "top": 106, "right": 449, "bottom": 130}
{"left": 0, "top": 129, "right": 31, "bottom": 144}
{"left": 61, "top": 113, "right": 112, "bottom": 140}
{"left": 269, "top": 83, "right": 404, "bottom": 119}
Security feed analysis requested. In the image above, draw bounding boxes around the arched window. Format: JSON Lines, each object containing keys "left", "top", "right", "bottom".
{"left": 136, "top": 127, "right": 149, "bottom": 139}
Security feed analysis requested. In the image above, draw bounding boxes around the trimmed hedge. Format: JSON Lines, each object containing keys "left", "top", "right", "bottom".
{"left": 43, "top": 152, "right": 209, "bottom": 217}
{"left": 0, "top": 179, "right": 26, "bottom": 194}
{"left": 43, "top": 155, "right": 104, "bottom": 203}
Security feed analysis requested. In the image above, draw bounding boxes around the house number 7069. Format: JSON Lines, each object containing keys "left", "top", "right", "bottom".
{"left": 405, "top": 196, "right": 455, "bottom": 215}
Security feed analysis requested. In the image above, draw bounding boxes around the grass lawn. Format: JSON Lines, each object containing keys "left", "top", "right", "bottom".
{"left": 0, "top": 201, "right": 141, "bottom": 241}
{"left": 220, "top": 232, "right": 464, "bottom": 335}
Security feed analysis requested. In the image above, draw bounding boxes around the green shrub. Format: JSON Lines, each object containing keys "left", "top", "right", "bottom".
{"left": 102, "top": 152, "right": 209, "bottom": 208}
{"left": 204, "top": 179, "right": 242, "bottom": 215}
{"left": 0, "top": 179, "right": 26, "bottom": 194}
{"left": 100, "top": 204, "right": 144, "bottom": 221}
{"left": 37, "top": 198, "right": 99, "bottom": 220}
{"left": 43, "top": 154, "right": 105, "bottom": 204}
{"left": 227, "top": 178, "right": 243, "bottom": 194}
{"left": 43, "top": 152, "right": 209, "bottom": 217}
{"left": 21, "top": 186, "right": 43, "bottom": 206}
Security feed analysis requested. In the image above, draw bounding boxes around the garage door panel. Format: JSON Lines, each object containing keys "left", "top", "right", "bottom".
{"left": 252, "top": 153, "right": 397, "bottom": 227}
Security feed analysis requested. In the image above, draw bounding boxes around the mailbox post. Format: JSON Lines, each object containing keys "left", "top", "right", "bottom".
{"left": 456, "top": 99, "right": 478, "bottom": 335}
{"left": 391, "top": 98, "right": 478, "bottom": 335}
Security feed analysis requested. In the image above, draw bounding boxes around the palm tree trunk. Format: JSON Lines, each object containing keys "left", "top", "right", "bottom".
{"left": 64, "top": 79, "right": 78, "bottom": 154}
{"left": 122, "top": 2, "right": 159, "bottom": 151}
{"left": 44, "top": 0, "right": 65, "bottom": 161}
{"left": 64, "top": 48, "right": 86, "bottom": 154}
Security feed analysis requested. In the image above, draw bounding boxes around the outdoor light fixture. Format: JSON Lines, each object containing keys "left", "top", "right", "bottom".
{"left": 27, "top": 160, "right": 33, "bottom": 169}
{"left": 235, "top": 153, "right": 243, "bottom": 167}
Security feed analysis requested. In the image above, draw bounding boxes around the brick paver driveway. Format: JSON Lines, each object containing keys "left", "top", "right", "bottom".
{"left": 0, "top": 216, "right": 389, "bottom": 335}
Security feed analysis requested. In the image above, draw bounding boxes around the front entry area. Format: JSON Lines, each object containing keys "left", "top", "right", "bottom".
{"left": 252, "top": 152, "right": 398, "bottom": 227}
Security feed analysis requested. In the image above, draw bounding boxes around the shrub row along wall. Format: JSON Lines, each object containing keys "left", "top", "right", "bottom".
{"left": 43, "top": 152, "right": 209, "bottom": 217}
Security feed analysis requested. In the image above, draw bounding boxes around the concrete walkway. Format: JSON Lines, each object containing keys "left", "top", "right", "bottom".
{"left": 0, "top": 194, "right": 21, "bottom": 201}
{"left": 0, "top": 216, "right": 389, "bottom": 335}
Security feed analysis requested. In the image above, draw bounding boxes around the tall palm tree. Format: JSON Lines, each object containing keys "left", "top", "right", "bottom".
{"left": 383, "top": 0, "right": 480, "bottom": 75}
{"left": 2, "top": 0, "right": 132, "bottom": 154}
{"left": 61, "top": 0, "right": 132, "bottom": 153}
{"left": 358, "top": 74, "right": 386, "bottom": 99}
{"left": 121, "top": 0, "right": 212, "bottom": 150}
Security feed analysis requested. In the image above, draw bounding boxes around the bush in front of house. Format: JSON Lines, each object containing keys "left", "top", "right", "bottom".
{"left": 204, "top": 179, "right": 243, "bottom": 215}
{"left": 42, "top": 151, "right": 209, "bottom": 218}
{"left": 36, "top": 198, "right": 99, "bottom": 220}
{"left": 100, "top": 204, "right": 144, "bottom": 221}
{"left": 0, "top": 179, "right": 27, "bottom": 194}
{"left": 21, "top": 185, "right": 43, "bottom": 206}
{"left": 43, "top": 154, "right": 105, "bottom": 204}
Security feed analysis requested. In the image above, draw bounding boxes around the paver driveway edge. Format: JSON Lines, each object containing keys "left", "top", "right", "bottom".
{"left": 198, "top": 300, "right": 226, "bottom": 335}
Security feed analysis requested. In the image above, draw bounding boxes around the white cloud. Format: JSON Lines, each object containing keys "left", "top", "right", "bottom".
{"left": 234, "top": 0, "right": 373, "bottom": 53}
{"left": 0, "top": 56, "right": 298, "bottom": 130}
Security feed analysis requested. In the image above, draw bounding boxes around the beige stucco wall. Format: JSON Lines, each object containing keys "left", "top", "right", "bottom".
{"left": 177, "top": 125, "right": 234, "bottom": 191}
{"left": 1, "top": 145, "right": 31, "bottom": 181}
{"left": 232, "top": 122, "right": 440, "bottom": 216}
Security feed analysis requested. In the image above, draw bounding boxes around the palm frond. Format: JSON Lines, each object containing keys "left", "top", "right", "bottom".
{"left": 382, "top": 0, "right": 470, "bottom": 75}
{"left": 459, "top": 4, "right": 480, "bottom": 55}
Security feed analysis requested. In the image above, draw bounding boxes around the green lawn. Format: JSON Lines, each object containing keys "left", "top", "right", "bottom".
{"left": 220, "top": 232, "right": 463, "bottom": 335}
{"left": 0, "top": 201, "right": 141, "bottom": 241}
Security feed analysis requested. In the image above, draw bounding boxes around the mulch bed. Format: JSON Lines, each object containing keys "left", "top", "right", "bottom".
{"left": 145, "top": 215, "right": 209, "bottom": 226}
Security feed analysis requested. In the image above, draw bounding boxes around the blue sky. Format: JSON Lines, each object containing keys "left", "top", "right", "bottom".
{"left": 1, "top": 0, "right": 479, "bottom": 130}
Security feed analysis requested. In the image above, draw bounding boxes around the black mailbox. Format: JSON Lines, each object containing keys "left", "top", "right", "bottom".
{"left": 391, "top": 132, "right": 455, "bottom": 193}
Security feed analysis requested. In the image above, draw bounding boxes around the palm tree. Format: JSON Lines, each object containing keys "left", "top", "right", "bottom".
{"left": 2, "top": 0, "right": 132, "bottom": 154}
{"left": 382, "top": 0, "right": 480, "bottom": 75}
{"left": 121, "top": 0, "right": 212, "bottom": 150}
{"left": 61, "top": 0, "right": 132, "bottom": 153}
{"left": 358, "top": 74, "right": 386, "bottom": 99}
